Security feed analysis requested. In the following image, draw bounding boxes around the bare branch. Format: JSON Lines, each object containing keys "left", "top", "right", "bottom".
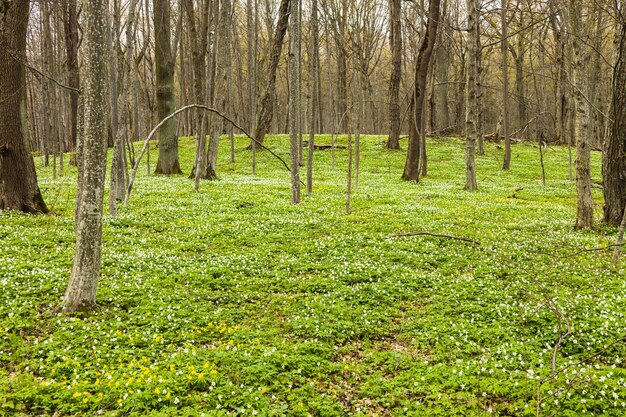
{"left": 124, "top": 104, "right": 293, "bottom": 207}
{"left": 391, "top": 231, "right": 481, "bottom": 245}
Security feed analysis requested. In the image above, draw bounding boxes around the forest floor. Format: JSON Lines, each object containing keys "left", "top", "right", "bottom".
{"left": 1, "top": 135, "right": 625, "bottom": 416}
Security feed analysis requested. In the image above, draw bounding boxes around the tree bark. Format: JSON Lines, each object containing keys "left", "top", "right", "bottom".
{"left": 501, "top": 0, "right": 511, "bottom": 170}
{"left": 307, "top": 0, "right": 319, "bottom": 195}
{"left": 206, "top": 0, "right": 232, "bottom": 181}
{"left": 387, "top": 0, "right": 402, "bottom": 150}
{"left": 570, "top": 0, "right": 594, "bottom": 229}
{"left": 0, "top": 0, "right": 48, "bottom": 213}
{"left": 289, "top": 0, "right": 301, "bottom": 204}
{"left": 60, "top": 0, "right": 80, "bottom": 157}
{"left": 401, "top": 0, "right": 441, "bottom": 182}
{"left": 464, "top": 0, "right": 479, "bottom": 190}
{"left": 154, "top": 0, "right": 182, "bottom": 174}
{"left": 63, "top": 0, "right": 109, "bottom": 312}
{"left": 253, "top": 0, "right": 290, "bottom": 145}
{"left": 603, "top": 19, "right": 626, "bottom": 227}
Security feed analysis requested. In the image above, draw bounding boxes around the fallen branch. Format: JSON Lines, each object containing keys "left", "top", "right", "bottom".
{"left": 508, "top": 187, "right": 525, "bottom": 199}
{"left": 557, "top": 243, "right": 623, "bottom": 259}
{"left": 302, "top": 141, "right": 347, "bottom": 150}
{"left": 391, "top": 231, "right": 481, "bottom": 245}
{"left": 124, "top": 104, "right": 292, "bottom": 207}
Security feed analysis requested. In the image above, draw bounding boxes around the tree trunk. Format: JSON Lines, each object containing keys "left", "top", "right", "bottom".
{"left": 603, "top": 19, "right": 626, "bottom": 227}
{"left": 549, "top": 1, "right": 567, "bottom": 145}
{"left": 109, "top": 0, "right": 127, "bottom": 216}
{"left": 570, "top": 1, "right": 594, "bottom": 229}
{"left": 289, "top": 0, "right": 301, "bottom": 204}
{"left": 253, "top": 0, "right": 290, "bottom": 145}
{"left": 206, "top": 0, "right": 232, "bottom": 181}
{"left": 387, "top": 0, "right": 402, "bottom": 150}
{"left": 501, "top": 0, "right": 511, "bottom": 170}
{"left": 306, "top": 0, "right": 319, "bottom": 195}
{"left": 154, "top": 0, "right": 182, "bottom": 174}
{"left": 61, "top": 0, "right": 79, "bottom": 158}
{"left": 464, "top": 0, "right": 479, "bottom": 190}
{"left": 63, "top": 0, "right": 109, "bottom": 312}
{"left": 401, "top": 0, "right": 441, "bottom": 182}
{"left": 0, "top": 0, "right": 48, "bottom": 213}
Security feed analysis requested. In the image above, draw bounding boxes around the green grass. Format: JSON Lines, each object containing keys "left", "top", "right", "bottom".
{"left": 1, "top": 135, "right": 624, "bottom": 416}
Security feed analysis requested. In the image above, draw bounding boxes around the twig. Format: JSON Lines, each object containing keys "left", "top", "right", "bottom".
{"left": 125, "top": 104, "right": 292, "bottom": 207}
{"left": 391, "top": 231, "right": 481, "bottom": 245}
{"left": 613, "top": 209, "right": 626, "bottom": 266}
{"left": 557, "top": 244, "right": 623, "bottom": 259}
{"left": 2, "top": 46, "right": 81, "bottom": 93}
{"left": 548, "top": 303, "right": 571, "bottom": 372}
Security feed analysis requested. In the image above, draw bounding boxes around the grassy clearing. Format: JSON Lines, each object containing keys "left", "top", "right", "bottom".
{"left": 1, "top": 135, "right": 624, "bottom": 416}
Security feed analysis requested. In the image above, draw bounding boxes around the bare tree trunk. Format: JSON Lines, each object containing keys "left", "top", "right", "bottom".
{"left": 60, "top": 0, "right": 79, "bottom": 158}
{"left": 253, "top": 0, "right": 290, "bottom": 145}
{"left": 604, "top": 19, "right": 626, "bottom": 227}
{"left": 184, "top": 0, "right": 211, "bottom": 182}
{"left": 334, "top": 0, "right": 349, "bottom": 133}
{"left": 63, "top": 0, "right": 109, "bottom": 312}
{"left": 501, "top": 0, "right": 511, "bottom": 170}
{"left": 0, "top": 0, "right": 48, "bottom": 213}
{"left": 386, "top": 0, "right": 402, "bottom": 150}
{"left": 306, "top": 0, "right": 319, "bottom": 195}
{"left": 289, "top": 0, "right": 301, "bottom": 204}
{"left": 401, "top": 0, "right": 441, "bottom": 182}
{"left": 549, "top": 0, "right": 567, "bottom": 145}
{"left": 154, "top": 0, "right": 182, "bottom": 174}
{"left": 109, "top": 0, "right": 127, "bottom": 216}
{"left": 464, "top": 0, "right": 479, "bottom": 190}
{"left": 206, "top": 0, "right": 233, "bottom": 180}
{"left": 570, "top": 1, "right": 594, "bottom": 229}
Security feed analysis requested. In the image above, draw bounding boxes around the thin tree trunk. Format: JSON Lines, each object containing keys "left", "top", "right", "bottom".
{"left": 306, "top": 0, "right": 319, "bottom": 195}
{"left": 464, "top": 0, "right": 479, "bottom": 190}
{"left": 60, "top": 0, "right": 79, "bottom": 158}
{"left": 109, "top": 0, "right": 127, "bottom": 216}
{"left": 289, "top": 0, "right": 301, "bottom": 204}
{"left": 387, "top": 0, "right": 402, "bottom": 150}
{"left": 501, "top": 0, "right": 511, "bottom": 170}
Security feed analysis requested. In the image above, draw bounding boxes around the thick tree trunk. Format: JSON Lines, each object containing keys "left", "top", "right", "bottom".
{"left": 603, "top": 20, "right": 626, "bottom": 227}
{"left": 0, "top": 0, "right": 48, "bottom": 214}
{"left": 154, "top": 0, "right": 182, "bottom": 174}
{"left": 401, "top": 0, "right": 441, "bottom": 182}
{"left": 253, "top": 0, "right": 290, "bottom": 145}
{"left": 387, "top": 0, "right": 402, "bottom": 150}
{"left": 63, "top": 0, "right": 109, "bottom": 312}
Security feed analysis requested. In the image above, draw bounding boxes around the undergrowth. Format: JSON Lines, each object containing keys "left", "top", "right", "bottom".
{"left": 1, "top": 135, "right": 624, "bottom": 416}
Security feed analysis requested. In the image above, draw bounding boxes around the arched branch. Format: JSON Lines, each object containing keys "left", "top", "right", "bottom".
{"left": 124, "top": 104, "right": 292, "bottom": 207}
